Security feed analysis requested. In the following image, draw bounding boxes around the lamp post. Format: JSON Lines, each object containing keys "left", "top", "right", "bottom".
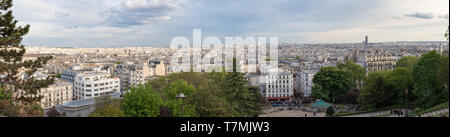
{"left": 405, "top": 89, "right": 408, "bottom": 117}
{"left": 177, "top": 93, "right": 187, "bottom": 117}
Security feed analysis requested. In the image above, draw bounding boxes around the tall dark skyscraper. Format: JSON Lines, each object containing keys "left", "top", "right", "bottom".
{"left": 362, "top": 36, "right": 369, "bottom": 50}
{"left": 365, "top": 36, "right": 368, "bottom": 46}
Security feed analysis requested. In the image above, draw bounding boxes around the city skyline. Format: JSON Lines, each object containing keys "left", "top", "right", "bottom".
{"left": 12, "top": 0, "right": 449, "bottom": 47}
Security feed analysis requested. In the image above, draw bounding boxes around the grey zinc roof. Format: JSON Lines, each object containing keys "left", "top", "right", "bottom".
{"left": 62, "top": 92, "right": 121, "bottom": 109}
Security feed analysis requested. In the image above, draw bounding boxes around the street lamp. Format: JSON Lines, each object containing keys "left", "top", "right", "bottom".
{"left": 405, "top": 89, "right": 408, "bottom": 117}
{"left": 177, "top": 93, "right": 187, "bottom": 117}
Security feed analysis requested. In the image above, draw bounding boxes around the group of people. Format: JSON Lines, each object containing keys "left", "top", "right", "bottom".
{"left": 391, "top": 109, "right": 406, "bottom": 117}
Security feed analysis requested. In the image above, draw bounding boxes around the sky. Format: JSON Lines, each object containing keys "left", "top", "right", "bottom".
{"left": 10, "top": 0, "right": 449, "bottom": 47}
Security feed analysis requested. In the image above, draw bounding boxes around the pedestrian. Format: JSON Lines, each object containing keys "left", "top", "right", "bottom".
{"left": 305, "top": 114, "right": 307, "bottom": 117}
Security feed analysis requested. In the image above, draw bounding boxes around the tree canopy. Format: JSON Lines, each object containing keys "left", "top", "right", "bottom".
{"left": 412, "top": 51, "right": 447, "bottom": 108}
{"left": 162, "top": 80, "right": 197, "bottom": 117}
{"left": 1, "top": 0, "right": 55, "bottom": 116}
{"left": 396, "top": 56, "right": 419, "bottom": 70}
{"left": 112, "top": 70, "right": 262, "bottom": 117}
{"left": 120, "top": 83, "right": 163, "bottom": 117}
{"left": 311, "top": 66, "right": 352, "bottom": 103}
{"left": 360, "top": 71, "right": 400, "bottom": 109}
{"left": 337, "top": 61, "right": 366, "bottom": 89}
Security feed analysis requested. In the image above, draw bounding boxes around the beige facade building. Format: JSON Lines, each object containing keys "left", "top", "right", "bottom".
{"left": 38, "top": 81, "right": 73, "bottom": 109}
{"left": 349, "top": 50, "right": 397, "bottom": 73}
{"left": 155, "top": 60, "right": 166, "bottom": 76}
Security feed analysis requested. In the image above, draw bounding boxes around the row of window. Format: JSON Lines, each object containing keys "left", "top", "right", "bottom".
{"left": 268, "top": 85, "right": 292, "bottom": 88}
{"left": 78, "top": 76, "right": 111, "bottom": 81}
{"left": 74, "top": 91, "right": 116, "bottom": 99}
{"left": 267, "top": 89, "right": 292, "bottom": 93}
{"left": 40, "top": 91, "right": 71, "bottom": 97}
{"left": 74, "top": 81, "right": 119, "bottom": 87}
{"left": 267, "top": 80, "right": 292, "bottom": 84}
{"left": 267, "top": 75, "right": 292, "bottom": 79}
{"left": 75, "top": 85, "right": 119, "bottom": 92}
{"left": 267, "top": 94, "right": 290, "bottom": 98}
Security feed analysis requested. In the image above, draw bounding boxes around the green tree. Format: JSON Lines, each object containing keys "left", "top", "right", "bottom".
{"left": 1, "top": 0, "right": 55, "bottom": 106}
{"left": 0, "top": 85, "right": 10, "bottom": 102}
{"left": 311, "top": 66, "right": 352, "bottom": 103}
{"left": 386, "top": 67, "right": 415, "bottom": 105}
{"left": 150, "top": 72, "right": 209, "bottom": 94}
{"left": 360, "top": 71, "right": 399, "bottom": 109}
{"left": 337, "top": 61, "right": 366, "bottom": 89}
{"left": 121, "top": 83, "right": 162, "bottom": 117}
{"left": 163, "top": 80, "right": 197, "bottom": 117}
{"left": 55, "top": 74, "right": 62, "bottom": 78}
{"left": 412, "top": 51, "right": 446, "bottom": 108}
{"left": 437, "top": 55, "right": 449, "bottom": 101}
{"left": 89, "top": 96, "right": 124, "bottom": 117}
{"left": 396, "top": 56, "right": 419, "bottom": 70}
{"left": 0, "top": 85, "right": 20, "bottom": 116}
{"left": 220, "top": 58, "right": 262, "bottom": 117}
{"left": 311, "top": 85, "right": 328, "bottom": 101}
{"left": 18, "top": 103, "right": 44, "bottom": 117}
{"left": 149, "top": 72, "right": 244, "bottom": 117}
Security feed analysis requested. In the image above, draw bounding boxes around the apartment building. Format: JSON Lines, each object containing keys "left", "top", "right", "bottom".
{"left": 349, "top": 50, "right": 397, "bottom": 73}
{"left": 115, "top": 63, "right": 150, "bottom": 94}
{"left": 38, "top": 81, "right": 73, "bottom": 109}
{"left": 261, "top": 68, "right": 294, "bottom": 102}
{"left": 73, "top": 72, "right": 120, "bottom": 100}
{"left": 296, "top": 70, "right": 317, "bottom": 97}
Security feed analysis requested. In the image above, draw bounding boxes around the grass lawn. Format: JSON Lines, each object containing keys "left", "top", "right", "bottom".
{"left": 410, "top": 102, "right": 449, "bottom": 117}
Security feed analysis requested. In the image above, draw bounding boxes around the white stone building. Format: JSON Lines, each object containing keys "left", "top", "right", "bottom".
{"left": 296, "top": 70, "right": 317, "bottom": 97}
{"left": 261, "top": 68, "right": 294, "bottom": 102}
{"left": 73, "top": 72, "right": 120, "bottom": 100}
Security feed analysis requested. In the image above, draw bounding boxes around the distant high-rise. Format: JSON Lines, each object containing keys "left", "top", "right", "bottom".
{"left": 362, "top": 36, "right": 369, "bottom": 50}
{"left": 366, "top": 36, "right": 369, "bottom": 45}
{"left": 365, "top": 36, "right": 368, "bottom": 46}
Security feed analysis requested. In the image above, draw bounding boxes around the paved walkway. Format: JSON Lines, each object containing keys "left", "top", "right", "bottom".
{"left": 418, "top": 108, "right": 449, "bottom": 117}
{"left": 259, "top": 110, "right": 325, "bottom": 117}
{"left": 341, "top": 110, "right": 391, "bottom": 117}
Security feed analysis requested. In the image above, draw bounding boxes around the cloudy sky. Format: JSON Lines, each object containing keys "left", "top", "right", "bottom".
{"left": 11, "top": 0, "right": 449, "bottom": 47}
